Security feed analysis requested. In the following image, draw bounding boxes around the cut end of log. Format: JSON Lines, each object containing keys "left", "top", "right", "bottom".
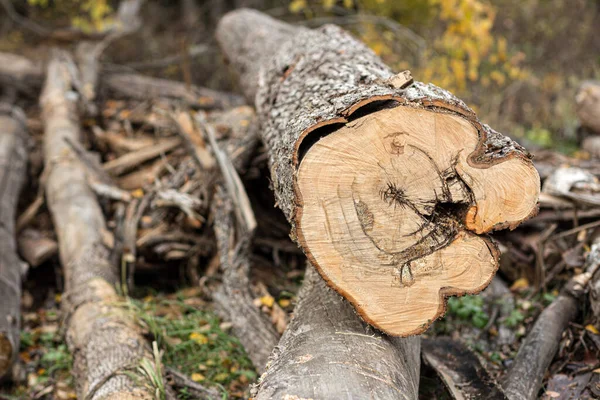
{"left": 296, "top": 104, "right": 539, "bottom": 336}
{"left": 0, "top": 333, "right": 13, "bottom": 377}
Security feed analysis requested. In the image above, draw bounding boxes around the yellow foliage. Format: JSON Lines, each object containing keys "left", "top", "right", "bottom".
{"left": 289, "top": 0, "right": 308, "bottom": 13}
{"left": 418, "top": 0, "right": 528, "bottom": 95}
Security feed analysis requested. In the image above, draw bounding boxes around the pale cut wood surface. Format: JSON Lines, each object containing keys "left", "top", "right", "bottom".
{"left": 297, "top": 106, "right": 538, "bottom": 335}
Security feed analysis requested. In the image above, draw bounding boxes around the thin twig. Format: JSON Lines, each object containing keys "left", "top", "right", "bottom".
{"left": 196, "top": 114, "right": 256, "bottom": 233}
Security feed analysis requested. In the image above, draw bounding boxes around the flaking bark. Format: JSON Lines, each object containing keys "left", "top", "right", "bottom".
{"left": 41, "top": 50, "right": 156, "bottom": 400}
{"left": 0, "top": 105, "right": 28, "bottom": 379}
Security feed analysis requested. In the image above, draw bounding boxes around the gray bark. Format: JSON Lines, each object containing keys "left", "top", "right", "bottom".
{"left": 0, "top": 52, "right": 245, "bottom": 110}
{"left": 41, "top": 50, "right": 155, "bottom": 399}
{"left": 255, "top": 265, "right": 421, "bottom": 399}
{"left": 212, "top": 187, "right": 279, "bottom": 373}
{"left": 0, "top": 105, "right": 28, "bottom": 379}
{"left": 502, "top": 295, "right": 577, "bottom": 400}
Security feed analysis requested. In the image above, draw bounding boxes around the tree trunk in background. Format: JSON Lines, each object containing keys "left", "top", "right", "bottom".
{"left": 0, "top": 105, "right": 28, "bottom": 379}
{"left": 41, "top": 50, "right": 157, "bottom": 400}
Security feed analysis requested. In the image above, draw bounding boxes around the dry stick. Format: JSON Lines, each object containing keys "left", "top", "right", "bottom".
{"left": 502, "top": 244, "right": 600, "bottom": 400}
{"left": 104, "top": 73, "right": 245, "bottom": 110}
{"left": 0, "top": 105, "right": 28, "bottom": 379}
{"left": 211, "top": 186, "right": 279, "bottom": 373}
{"left": 41, "top": 50, "right": 156, "bottom": 399}
{"left": 200, "top": 115, "right": 256, "bottom": 233}
{"left": 180, "top": 107, "right": 278, "bottom": 372}
{"left": 102, "top": 137, "right": 181, "bottom": 176}
{"left": 17, "top": 229, "right": 58, "bottom": 268}
{"left": 166, "top": 367, "right": 219, "bottom": 400}
{"left": 0, "top": 51, "right": 244, "bottom": 111}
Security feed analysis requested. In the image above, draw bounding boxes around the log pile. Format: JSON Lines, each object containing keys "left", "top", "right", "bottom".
{"left": 3, "top": 5, "right": 600, "bottom": 400}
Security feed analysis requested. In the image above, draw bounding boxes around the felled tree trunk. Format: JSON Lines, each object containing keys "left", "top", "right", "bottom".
{"left": 217, "top": 9, "right": 539, "bottom": 398}
{"left": 0, "top": 105, "right": 28, "bottom": 379}
{"left": 41, "top": 50, "right": 156, "bottom": 399}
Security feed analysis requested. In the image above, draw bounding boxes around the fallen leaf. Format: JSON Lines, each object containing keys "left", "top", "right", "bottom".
{"left": 510, "top": 278, "right": 530, "bottom": 291}
{"left": 260, "top": 295, "right": 275, "bottom": 308}
{"left": 278, "top": 299, "right": 291, "bottom": 308}
{"left": 586, "top": 324, "right": 600, "bottom": 335}
{"left": 189, "top": 332, "right": 209, "bottom": 345}
{"left": 191, "top": 373, "right": 205, "bottom": 382}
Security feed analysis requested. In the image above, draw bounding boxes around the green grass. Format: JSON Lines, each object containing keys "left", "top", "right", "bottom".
{"left": 124, "top": 293, "right": 256, "bottom": 398}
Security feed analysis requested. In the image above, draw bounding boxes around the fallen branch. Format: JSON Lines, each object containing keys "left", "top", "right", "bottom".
{"left": 0, "top": 105, "right": 28, "bottom": 379}
{"left": 502, "top": 243, "right": 600, "bottom": 400}
{"left": 41, "top": 50, "right": 157, "bottom": 399}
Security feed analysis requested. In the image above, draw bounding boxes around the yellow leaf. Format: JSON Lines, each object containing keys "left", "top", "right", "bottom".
{"left": 323, "top": 0, "right": 335, "bottom": 10}
{"left": 214, "top": 372, "right": 229, "bottom": 382}
{"left": 289, "top": 0, "right": 306, "bottom": 13}
{"left": 131, "top": 189, "right": 144, "bottom": 198}
{"left": 510, "top": 278, "right": 529, "bottom": 291}
{"left": 189, "top": 332, "right": 209, "bottom": 345}
{"left": 260, "top": 295, "right": 275, "bottom": 308}
{"left": 586, "top": 324, "right": 599, "bottom": 335}
{"left": 191, "top": 373, "right": 205, "bottom": 382}
{"left": 278, "top": 299, "right": 291, "bottom": 308}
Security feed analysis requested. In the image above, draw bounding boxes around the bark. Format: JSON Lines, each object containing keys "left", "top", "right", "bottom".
{"left": 0, "top": 52, "right": 44, "bottom": 95}
{"left": 0, "top": 105, "right": 28, "bottom": 379}
{"left": 41, "top": 50, "right": 156, "bottom": 399}
{"left": 212, "top": 187, "right": 279, "bottom": 373}
{"left": 217, "top": 9, "right": 534, "bottom": 229}
{"left": 254, "top": 264, "right": 421, "bottom": 400}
